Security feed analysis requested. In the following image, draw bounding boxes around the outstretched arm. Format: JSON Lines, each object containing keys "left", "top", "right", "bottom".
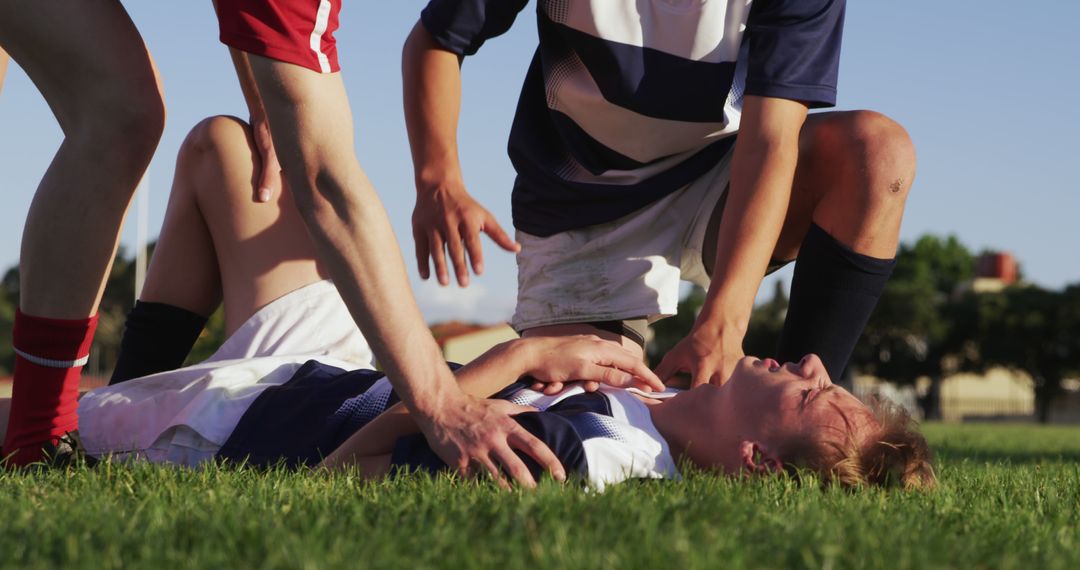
{"left": 244, "top": 56, "right": 569, "bottom": 488}
{"left": 320, "top": 336, "right": 659, "bottom": 475}
{"left": 403, "top": 21, "right": 519, "bottom": 288}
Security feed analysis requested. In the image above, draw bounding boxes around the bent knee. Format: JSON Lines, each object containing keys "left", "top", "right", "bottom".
{"left": 808, "top": 111, "right": 916, "bottom": 203}
{"left": 181, "top": 115, "right": 252, "bottom": 158}
{"left": 176, "top": 116, "right": 265, "bottom": 205}
{"left": 847, "top": 110, "right": 916, "bottom": 180}
{"left": 80, "top": 91, "right": 167, "bottom": 159}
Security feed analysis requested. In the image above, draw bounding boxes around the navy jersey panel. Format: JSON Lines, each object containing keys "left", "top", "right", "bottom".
{"left": 216, "top": 360, "right": 386, "bottom": 468}
{"left": 391, "top": 411, "right": 589, "bottom": 480}
{"left": 217, "top": 362, "right": 465, "bottom": 468}
{"left": 420, "top": 0, "right": 528, "bottom": 56}
{"left": 420, "top": 1, "right": 847, "bottom": 235}
{"left": 745, "top": 0, "right": 846, "bottom": 107}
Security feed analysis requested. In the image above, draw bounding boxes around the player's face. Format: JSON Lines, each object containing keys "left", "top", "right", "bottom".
{"left": 722, "top": 354, "right": 875, "bottom": 450}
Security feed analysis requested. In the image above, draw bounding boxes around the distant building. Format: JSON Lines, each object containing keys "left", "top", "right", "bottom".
{"left": 965, "top": 251, "right": 1019, "bottom": 294}
{"left": 430, "top": 321, "right": 519, "bottom": 364}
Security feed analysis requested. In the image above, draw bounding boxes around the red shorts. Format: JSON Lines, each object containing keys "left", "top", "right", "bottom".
{"left": 217, "top": 0, "right": 342, "bottom": 74}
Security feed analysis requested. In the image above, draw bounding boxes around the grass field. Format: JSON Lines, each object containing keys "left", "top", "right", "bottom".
{"left": 2, "top": 423, "right": 1078, "bottom": 569}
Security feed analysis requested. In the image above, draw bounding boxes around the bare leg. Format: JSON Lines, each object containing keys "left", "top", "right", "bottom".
{"left": 141, "top": 116, "right": 326, "bottom": 336}
{"left": 702, "top": 110, "right": 916, "bottom": 379}
{"left": 1, "top": 0, "right": 166, "bottom": 466}
{"left": 775, "top": 110, "right": 915, "bottom": 260}
{"left": 702, "top": 111, "right": 915, "bottom": 270}
{"left": 0, "top": 1, "right": 166, "bottom": 319}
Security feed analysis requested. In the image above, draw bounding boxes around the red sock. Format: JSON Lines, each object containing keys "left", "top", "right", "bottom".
{"left": 2, "top": 310, "right": 97, "bottom": 466}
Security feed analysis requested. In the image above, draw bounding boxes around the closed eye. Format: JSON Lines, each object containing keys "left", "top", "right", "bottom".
{"left": 801, "top": 385, "right": 836, "bottom": 411}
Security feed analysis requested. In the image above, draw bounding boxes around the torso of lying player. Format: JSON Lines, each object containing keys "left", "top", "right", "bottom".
{"left": 78, "top": 339, "right": 873, "bottom": 490}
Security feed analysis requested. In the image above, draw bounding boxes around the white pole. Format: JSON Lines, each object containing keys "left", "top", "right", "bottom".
{"left": 134, "top": 171, "right": 149, "bottom": 302}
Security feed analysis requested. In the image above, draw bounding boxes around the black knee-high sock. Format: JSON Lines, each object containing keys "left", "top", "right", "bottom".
{"left": 776, "top": 223, "right": 896, "bottom": 380}
{"left": 110, "top": 301, "right": 208, "bottom": 385}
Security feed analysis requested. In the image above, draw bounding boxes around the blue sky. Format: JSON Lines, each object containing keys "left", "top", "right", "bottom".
{"left": 1, "top": 1, "right": 1078, "bottom": 323}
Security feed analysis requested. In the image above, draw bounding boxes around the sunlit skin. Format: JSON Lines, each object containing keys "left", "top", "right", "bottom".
{"left": 647, "top": 354, "right": 877, "bottom": 475}
{"left": 323, "top": 351, "right": 877, "bottom": 485}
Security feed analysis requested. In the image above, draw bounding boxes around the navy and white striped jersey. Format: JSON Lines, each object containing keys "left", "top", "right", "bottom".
{"left": 421, "top": 0, "right": 846, "bottom": 235}
{"left": 217, "top": 360, "right": 677, "bottom": 489}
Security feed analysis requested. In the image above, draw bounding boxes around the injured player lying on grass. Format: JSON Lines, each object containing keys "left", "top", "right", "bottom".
{"left": 73, "top": 338, "right": 934, "bottom": 490}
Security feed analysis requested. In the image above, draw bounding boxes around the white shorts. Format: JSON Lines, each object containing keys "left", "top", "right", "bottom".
{"left": 512, "top": 154, "right": 733, "bottom": 331}
{"left": 78, "top": 280, "right": 373, "bottom": 465}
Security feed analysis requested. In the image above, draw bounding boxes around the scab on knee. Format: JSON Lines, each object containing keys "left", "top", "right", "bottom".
{"left": 847, "top": 111, "right": 916, "bottom": 197}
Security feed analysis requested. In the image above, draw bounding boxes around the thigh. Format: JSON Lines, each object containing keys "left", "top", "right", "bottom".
{"left": 511, "top": 194, "right": 692, "bottom": 332}
{"left": 187, "top": 117, "right": 327, "bottom": 335}
{"left": 703, "top": 112, "right": 856, "bottom": 268}
{"left": 772, "top": 111, "right": 858, "bottom": 261}
{"left": 139, "top": 153, "right": 224, "bottom": 317}
{"left": 0, "top": 0, "right": 161, "bottom": 130}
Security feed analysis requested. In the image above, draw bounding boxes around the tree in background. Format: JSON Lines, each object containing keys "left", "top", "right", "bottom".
{"left": 0, "top": 244, "right": 227, "bottom": 377}
{"left": 977, "top": 285, "right": 1080, "bottom": 422}
{"left": 742, "top": 280, "right": 788, "bottom": 360}
{"left": 853, "top": 235, "right": 976, "bottom": 418}
{"left": 0, "top": 267, "right": 16, "bottom": 373}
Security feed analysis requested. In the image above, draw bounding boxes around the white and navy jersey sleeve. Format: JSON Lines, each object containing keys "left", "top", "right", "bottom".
{"left": 391, "top": 385, "right": 678, "bottom": 490}
{"left": 421, "top": 0, "right": 529, "bottom": 56}
{"left": 745, "top": 0, "right": 846, "bottom": 108}
{"left": 216, "top": 361, "right": 395, "bottom": 468}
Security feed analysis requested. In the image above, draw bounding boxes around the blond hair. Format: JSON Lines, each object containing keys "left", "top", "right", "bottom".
{"left": 785, "top": 397, "right": 936, "bottom": 490}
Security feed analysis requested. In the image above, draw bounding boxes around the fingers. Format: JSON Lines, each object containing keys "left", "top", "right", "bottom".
{"left": 413, "top": 227, "right": 431, "bottom": 280}
{"left": 489, "top": 445, "right": 536, "bottom": 489}
{"left": 426, "top": 225, "right": 471, "bottom": 287}
{"left": 690, "top": 362, "right": 714, "bottom": 388}
{"left": 581, "top": 363, "right": 633, "bottom": 388}
{"left": 445, "top": 227, "right": 470, "bottom": 287}
{"left": 654, "top": 355, "right": 687, "bottom": 385}
{"left": 463, "top": 223, "right": 485, "bottom": 275}
{"left": 429, "top": 231, "right": 450, "bottom": 286}
{"left": 253, "top": 122, "right": 279, "bottom": 203}
{"left": 506, "top": 427, "right": 566, "bottom": 483}
{"left": 601, "top": 349, "right": 665, "bottom": 392}
{"left": 542, "top": 381, "right": 563, "bottom": 395}
{"left": 256, "top": 162, "right": 277, "bottom": 203}
{"left": 415, "top": 207, "right": 517, "bottom": 287}
{"left": 473, "top": 456, "right": 511, "bottom": 491}
{"left": 482, "top": 214, "right": 521, "bottom": 253}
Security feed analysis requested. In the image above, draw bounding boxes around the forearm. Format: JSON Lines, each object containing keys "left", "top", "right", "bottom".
{"left": 403, "top": 22, "right": 465, "bottom": 192}
{"left": 248, "top": 56, "right": 461, "bottom": 418}
{"left": 210, "top": 0, "right": 264, "bottom": 119}
{"left": 320, "top": 340, "right": 534, "bottom": 469}
{"left": 698, "top": 97, "right": 808, "bottom": 336}
{"left": 228, "top": 48, "right": 266, "bottom": 120}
